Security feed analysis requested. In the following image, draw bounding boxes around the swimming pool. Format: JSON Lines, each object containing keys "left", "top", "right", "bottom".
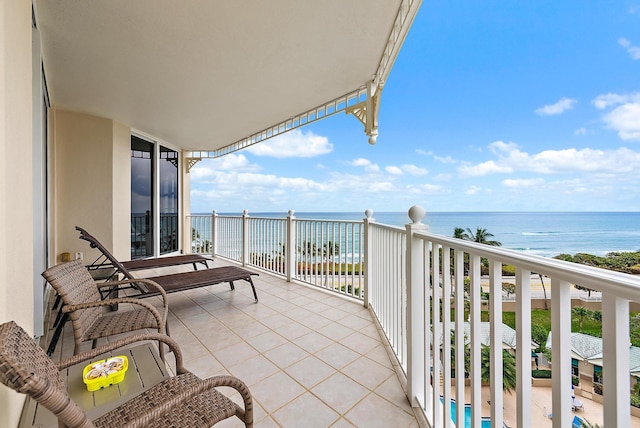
{"left": 442, "top": 398, "right": 492, "bottom": 428}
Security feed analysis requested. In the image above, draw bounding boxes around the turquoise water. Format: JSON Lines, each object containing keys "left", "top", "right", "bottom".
{"left": 206, "top": 211, "right": 640, "bottom": 258}
{"left": 445, "top": 398, "right": 491, "bottom": 428}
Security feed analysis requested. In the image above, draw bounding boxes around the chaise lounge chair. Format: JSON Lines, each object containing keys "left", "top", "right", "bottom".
{"left": 0, "top": 320, "right": 253, "bottom": 427}
{"left": 75, "top": 226, "right": 259, "bottom": 303}
{"left": 42, "top": 260, "right": 169, "bottom": 359}
{"left": 572, "top": 396, "right": 584, "bottom": 411}
{"left": 77, "top": 226, "right": 213, "bottom": 281}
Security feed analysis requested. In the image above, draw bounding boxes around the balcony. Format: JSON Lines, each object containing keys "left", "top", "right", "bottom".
{"left": 45, "top": 208, "right": 640, "bottom": 427}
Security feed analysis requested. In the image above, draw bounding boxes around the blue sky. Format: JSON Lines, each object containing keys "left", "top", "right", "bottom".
{"left": 190, "top": 1, "right": 640, "bottom": 214}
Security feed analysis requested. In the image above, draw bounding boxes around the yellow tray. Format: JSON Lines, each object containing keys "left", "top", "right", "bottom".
{"left": 82, "top": 355, "right": 128, "bottom": 391}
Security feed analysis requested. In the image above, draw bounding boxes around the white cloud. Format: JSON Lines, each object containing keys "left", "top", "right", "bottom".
{"left": 459, "top": 141, "right": 640, "bottom": 176}
{"left": 618, "top": 37, "right": 640, "bottom": 60}
{"left": 409, "top": 183, "right": 447, "bottom": 194}
{"left": 592, "top": 92, "right": 640, "bottom": 109}
{"left": 502, "top": 178, "right": 545, "bottom": 188}
{"left": 458, "top": 160, "right": 513, "bottom": 176}
{"left": 464, "top": 186, "right": 481, "bottom": 195}
{"left": 190, "top": 154, "right": 259, "bottom": 181}
{"left": 415, "top": 149, "right": 430, "bottom": 155}
{"left": 245, "top": 129, "right": 333, "bottom": 158}
{"left": 434, "top": 154, "right": 456, "bottom": 164}
{"left": 402, "top": 164, "right": 428, "bottom": 175}
{"left": 349, "top": 158, "right": 380, "bottom": 172}
{"left": 574, "top": 127, "right": 588, "bottom": 136}
{"left": 602, "top": 103, "right": 640, "bottom": 140}
{"left": 592, "top": 92, "right": 640, "bottom": 140}
{"left": 386, "top": 166, "right": 403, "bottom": 175}
{"left": 534, "top": 97, "right": 577, "bottom": 116}
{"left": 350, "top": 158, "right": 371, "bottom": 167}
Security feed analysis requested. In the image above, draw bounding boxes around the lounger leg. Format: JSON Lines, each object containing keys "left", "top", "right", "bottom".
{"left": 47, "top": 313, "right": 68, "bottom": 355}
{"left": 248, "top": 278, "right": 258, "bottom": 303}
{"left": 229, "top": 281, "right": 235, "bottom": 290}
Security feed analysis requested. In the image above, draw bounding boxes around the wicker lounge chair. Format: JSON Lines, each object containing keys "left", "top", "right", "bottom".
{"left": 75, "top": 226, "right": 259, "bottom": 303}
{"left": 42, "top": 260, "right": 169, "bottom": 359}
{"left": 0, "top": 320, "right": 253, "bottom": 428}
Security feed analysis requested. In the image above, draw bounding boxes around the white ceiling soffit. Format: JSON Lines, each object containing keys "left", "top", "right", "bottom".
{"left": 34, "top": 0, "right": 422, "bottom": 154}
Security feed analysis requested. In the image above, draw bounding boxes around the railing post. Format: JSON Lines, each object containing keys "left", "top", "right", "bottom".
{"left": 242, "top": 210, "right": 249, "bottom": 266}
{"left": 602, "top": 292, "right": 630, "bottom": 428}
{"left": 286, "top": 210, "right": 296, "bottom": 282}
{"left": 406, "top": 205, "right": 428, "bottom": 409}
{"left": 211, "top": 210, "right": 217, "bottom": 257}
{"left": 363, "top": 209, "right": 374, "bottom": 308}
{"left": 551, "top": 278, "right": 572, "bottom": 428}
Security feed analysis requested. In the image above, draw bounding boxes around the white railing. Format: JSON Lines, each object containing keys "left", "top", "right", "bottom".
{"left": 186, "top": 206, "right": 640, "bottom": 428}
{"left": 186, "top": 210, "right": 365, "bottom": 300}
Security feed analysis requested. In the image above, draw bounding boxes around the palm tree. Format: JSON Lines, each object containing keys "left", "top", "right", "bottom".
{"left": 572, "top": 306, "right": 593, "bottom": 333}
{"left": 453, "top": 227, "right": 465, "bottom": 239}
{"left": 537, "top": 273, "right": 549, "bottom": 310}
{"left": 461, "top": 227, "right": 502, "bottom": 246}
{"left": 480, "top": 345, "right": 517, "bottom": 394}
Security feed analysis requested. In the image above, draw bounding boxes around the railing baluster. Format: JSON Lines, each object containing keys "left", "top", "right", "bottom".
{"left": 442, "top": 244, "right": 452, "bottom": 428}
{"left": 469, "top": 254, "right": 481, "bottom": 428}
{"left": 515, "top": 267, "right": 531, "bottom": 428}
{"left": 431, "top": 241, "right": 442, "bottom": 427}
{"left": 551, "top": 278, "right": 572, "bottom": 428}
{"left": 489, "top": 259, "right": 503, "bottom": 428}
{"left": 454, "top": 249, "right": 465, "bottom": 428}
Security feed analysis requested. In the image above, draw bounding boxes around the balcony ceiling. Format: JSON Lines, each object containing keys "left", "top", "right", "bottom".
{"left": 34, "top": 1, "right": 412, "bottom": 152}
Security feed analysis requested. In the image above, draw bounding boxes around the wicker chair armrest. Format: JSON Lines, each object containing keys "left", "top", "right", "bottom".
{"left": 123, "top": 374, "right": 253, "bottom": 428}
{"left": 62, "top": 298, "right": 167, "bottom": 335}
{"left": 56, "top": 332, "right": 185, "bottom": 373}
{"left": 96, "top": 278, "right": 169, "bottom": 308}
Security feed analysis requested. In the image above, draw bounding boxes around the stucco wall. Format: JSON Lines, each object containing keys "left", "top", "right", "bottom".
{"left": 0, "top": 0, "right": 34, "bottom": 424}
{"left": 52, "top": 109, "right": 131, "bottom": 263}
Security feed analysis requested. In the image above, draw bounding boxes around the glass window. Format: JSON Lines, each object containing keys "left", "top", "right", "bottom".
{"left": 131, "top": 136, "right": 154, "bottom": 259}
{"left": 159, "top": 146, "right": 178, "bottom": 254}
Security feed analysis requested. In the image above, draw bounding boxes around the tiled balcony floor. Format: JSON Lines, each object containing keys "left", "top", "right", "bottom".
{"left": 46, "top": 259, "right": 419, "bottom": 428}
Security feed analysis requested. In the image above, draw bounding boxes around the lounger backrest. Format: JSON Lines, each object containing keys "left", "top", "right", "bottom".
{"left": 76, "top": 226, "right": 135, "bottom": 280}
{"left": 42, "top": 260, "right": 104, "bottom": 339}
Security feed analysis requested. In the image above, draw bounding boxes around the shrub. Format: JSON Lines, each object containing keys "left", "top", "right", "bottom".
{"left": 502, "top": 264, "right": 516, "bottom": 275}
{"left": 532, "top": 369, "right": 552, "bottom": 378}
{"left": 593, "top": 383, "right": 603, "bottom": 395}
{"left": 572, "top": 376, "right": 580, "bottom": 386}
{"left": 632, "top": 394, "right": 640, "bottom": 408}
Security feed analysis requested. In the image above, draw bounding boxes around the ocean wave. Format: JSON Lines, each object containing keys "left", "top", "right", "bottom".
{"left": 521, "top": 231, "right": 563, "bottom": 236}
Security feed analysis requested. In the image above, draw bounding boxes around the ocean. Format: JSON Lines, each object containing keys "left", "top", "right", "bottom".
{"left": 207, "top": 211, "right": 640, "bottom": 258}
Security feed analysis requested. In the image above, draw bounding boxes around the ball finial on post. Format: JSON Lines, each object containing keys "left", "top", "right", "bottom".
{"left": 408, "top": 205, "right": 426, "bottom": 224}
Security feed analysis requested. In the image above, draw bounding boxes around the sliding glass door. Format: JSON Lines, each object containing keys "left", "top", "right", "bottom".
{"left": 131, "top": 136, "right": 180, "bottom": 259}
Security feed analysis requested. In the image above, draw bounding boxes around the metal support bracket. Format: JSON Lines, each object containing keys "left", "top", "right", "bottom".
{"left": 346, "top": 80, "right": 383, "bottom": 145}
{"left": 186, "top": 158, "right": 201, "bottom": 172}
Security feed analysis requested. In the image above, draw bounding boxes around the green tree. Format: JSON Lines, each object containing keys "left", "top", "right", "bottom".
{"left": 480, "top": 345, "right": 517, "bottom": 394}
{"left": 453, "top": 227, "right": 465, "bottom": 239}
{"left": 531, "top": 324, "right": 548, "bottom": 353}
{"left": 572, "top": 306, "right": 593, "bottom": 333}
{"left": 461, "top": 227, "right": 502, "bottom": 246}
{"left": 536, "top": 273, "right": 549, "bottom": 310}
